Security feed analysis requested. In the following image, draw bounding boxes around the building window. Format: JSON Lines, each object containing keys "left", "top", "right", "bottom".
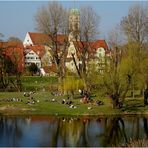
{"left": 29, "top": 53, "right": 34, "bottom": 55}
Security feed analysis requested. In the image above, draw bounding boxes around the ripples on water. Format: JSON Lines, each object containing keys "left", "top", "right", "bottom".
{"left": 0, "top": 115, "right": 148, "bottom": 147}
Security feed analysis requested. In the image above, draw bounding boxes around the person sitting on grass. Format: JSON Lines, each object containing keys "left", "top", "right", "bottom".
{"left": 80, "top": 96, "right": 88, "bottom": 104}
{"left": 61, "top": 99, "right": 66, "bottom": 104}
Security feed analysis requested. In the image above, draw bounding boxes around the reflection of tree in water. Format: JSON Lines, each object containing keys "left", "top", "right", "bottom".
{"left": 78, "top": 119, "right": 89, "bottom": 147}
{"left": 0, "top": 116, "right": 24, "bottom": 146}
{"left": 1, "top": 116, "right": 147, "bottom": 147}
{"left": 49, "top": 117, "right": 90, "bottom": 147}
{"left": 59, "top": 118, "right": 83, "bottom": 147}
{"left": 37, "top": 117, "right": 60, "bottom": 147}
{"left": 100, "top": 117, "right": 127, "bottom": 147}
{"left": 143, "top": 117, "right": 148, "bottom": 139}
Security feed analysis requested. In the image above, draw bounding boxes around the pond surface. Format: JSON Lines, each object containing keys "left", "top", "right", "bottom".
{"left": 0, "top": 115, "right": 148, "bottom": 147}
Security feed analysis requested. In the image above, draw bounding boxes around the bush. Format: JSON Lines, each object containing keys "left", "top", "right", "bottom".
{"left": 27, "top": 63, "right": 39, "bottom": 75}
{"left": 62, "top": 76, "right": 85, "bottom": 97}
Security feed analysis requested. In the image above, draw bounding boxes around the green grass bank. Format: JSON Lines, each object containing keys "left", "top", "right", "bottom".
{"left": 0, "top": 92, "right": 148, "bottom": 116}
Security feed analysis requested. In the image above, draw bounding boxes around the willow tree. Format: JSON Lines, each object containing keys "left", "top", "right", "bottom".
{"left": 97, "top": 42, "right": 141, "bottom": 109}
{"left": 121, "top": 4, "right": 148, "bottom": 93}
{"left": 35, "top": 1, "right": 69, "bottom": 82}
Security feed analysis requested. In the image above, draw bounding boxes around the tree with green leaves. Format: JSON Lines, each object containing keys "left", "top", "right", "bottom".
{"left": 96, "top": 42, "right": 141, "bottom": 108}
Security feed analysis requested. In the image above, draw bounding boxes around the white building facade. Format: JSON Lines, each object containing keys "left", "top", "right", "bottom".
{"left": 25, "top": 50, "right": 41, "bottom": 68}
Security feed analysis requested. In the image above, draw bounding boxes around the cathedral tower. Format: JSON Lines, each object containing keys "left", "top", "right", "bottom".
{"left": 69, "top": 8, "right": 80, "bottom": 42}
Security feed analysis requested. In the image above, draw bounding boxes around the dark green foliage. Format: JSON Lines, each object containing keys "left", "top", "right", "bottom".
{"left": 27, "top": 63, "right": 39, "bottom": 75}
{"left": 4, "top": 56, "right": 17, "bottom": 74}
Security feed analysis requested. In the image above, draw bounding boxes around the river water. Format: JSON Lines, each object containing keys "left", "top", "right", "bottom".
{"left": 0, "top": 115, "right": 148, "bottom": 147}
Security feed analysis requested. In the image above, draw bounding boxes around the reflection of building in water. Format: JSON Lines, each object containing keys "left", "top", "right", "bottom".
{"left": 63, "top": 119, "right": 81, "bottom": 146}
{"left": 25, "top": 117, "right": 31, "bottom": 125}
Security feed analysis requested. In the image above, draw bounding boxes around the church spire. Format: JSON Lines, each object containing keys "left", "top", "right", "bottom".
{"left": 69, "top": 8, "right": 80, "bottom": 42}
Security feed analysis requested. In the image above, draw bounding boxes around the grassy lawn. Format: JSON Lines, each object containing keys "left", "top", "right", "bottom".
{"left": 0, "top": 91, "right": 147, "bottom": 116}
{"left": 20, "top": 76, "right": 58, "bottom": 91}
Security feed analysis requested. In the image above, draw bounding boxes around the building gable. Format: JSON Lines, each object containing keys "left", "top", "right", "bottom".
{"left": 25, "top": 50, "right": 39, "bottom": 58}
{"left": 23, "top": 32, "right": 33, "bottom": 47}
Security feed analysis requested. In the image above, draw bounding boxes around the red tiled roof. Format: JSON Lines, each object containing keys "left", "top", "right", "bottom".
{"left": 56, "top": 34, "right": 68, "bottom": 44}
{"left": 73, "top": 41, "right": 92, "bottom": 53}
{"left": 73, "top": 40, "right": 110, "bottom": 57}
{"left": 1, "top": 42, "right": 24, "bottom": 73}
{"left": 28, "top": 32, "right": 51, "bottom": 45}
{"left": 92, "top": 40, "right": 109, "bottom": 50}
{"left": 0, "top": 41, "right": 24, "bottom": 49}
{"left": 25, "top": 45, "right": 46, "bottom": 58}
{"left": 28, "top": 32, "right": 67, "bottom": 46}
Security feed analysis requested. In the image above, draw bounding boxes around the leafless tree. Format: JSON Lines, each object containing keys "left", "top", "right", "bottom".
{"left": 80, "top": 6, "right": 100, "bottom": 42}
{"left": 121, "top": 4, "right": 148, "bottom": 49}
{"left": 7, "top": 36, "right": 22, "bottom": 43}
{"left": 0, "top": 33, "right": 4, "bottom": 41}
{"left": 72, "top": 6, "right": 100, "bottom": 89}
{"left": 35, "top": 1, "right": 69, "bottom": 81}
{"left": 108, "top": 25, "right": 125, "bottom": 49}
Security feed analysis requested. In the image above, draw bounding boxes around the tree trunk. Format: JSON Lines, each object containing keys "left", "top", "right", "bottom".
{"left": 111, "top": 94, "right": 120, "bottom": 109}
{"left": 112, "top": 99, "right": 117, "bottom": 109}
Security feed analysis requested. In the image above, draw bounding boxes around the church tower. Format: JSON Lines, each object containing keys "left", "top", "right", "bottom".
{"left": 69, "top": 8, "right": 80, "bottom": 42}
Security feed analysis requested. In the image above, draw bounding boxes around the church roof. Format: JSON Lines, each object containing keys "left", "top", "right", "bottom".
{"left": 28, "top": 32, "right": 67, "bottom": 46}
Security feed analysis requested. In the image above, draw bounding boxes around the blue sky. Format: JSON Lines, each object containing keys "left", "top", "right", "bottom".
{"left": 0, "top": 1, "right": 147, "bottom": 41}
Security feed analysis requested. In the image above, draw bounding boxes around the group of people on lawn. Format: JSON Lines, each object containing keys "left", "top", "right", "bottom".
{"left": 79, "top": 89, "right": 91, "bottom": 104}
{"left": 79, "top": 89, "right": 104, "bottom": 106}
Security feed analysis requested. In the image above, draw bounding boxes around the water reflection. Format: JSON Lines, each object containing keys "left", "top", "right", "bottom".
{"left": 0, "top": 115, "right": 148, "bottom": 147}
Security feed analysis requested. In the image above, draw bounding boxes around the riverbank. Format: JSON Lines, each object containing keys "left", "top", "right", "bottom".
{"left": 0, "top": 92, "right": 147, "bottom": 116}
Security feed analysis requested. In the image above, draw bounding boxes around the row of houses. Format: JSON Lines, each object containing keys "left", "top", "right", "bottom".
{"left": 0, "top": 32, "right": 111, "bottom": 76}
